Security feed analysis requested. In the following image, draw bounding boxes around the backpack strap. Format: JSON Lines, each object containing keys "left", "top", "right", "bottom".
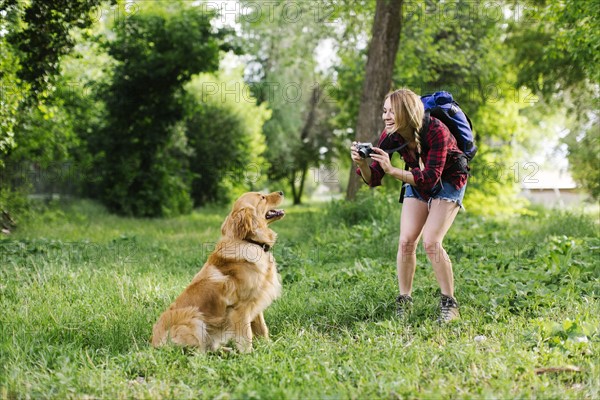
{"left": 384, "top": 143, "right": 409, "bottom": 154}
{"left": 398, "top": 163, "right": 410, "bottom": 204}
{"left": 378, "top": 132, "right": 409, "bottom": 154}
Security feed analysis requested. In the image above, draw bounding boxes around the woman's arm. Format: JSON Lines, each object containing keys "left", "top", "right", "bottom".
{"left": 356, "top": 162, "right": 372, "bottom": 184}
{"left": 384, "top": 166, "right": 416, "bottom": 185}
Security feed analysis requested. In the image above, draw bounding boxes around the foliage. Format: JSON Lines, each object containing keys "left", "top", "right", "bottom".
{"left": 7, "top": 0, "right": 108, "bottom": 101}
{"left": 563, "top": 121, "right": 600, "bottom": 200}
{"left": 0, "top": 198, "right": 598, "bottom": 398}
{"left": 509, "top": 0, "right": 599, "bottom": 96}
{"left": 240, "top": 0, "right": 339, "bottom": 204}
{"left": 0, "top": 41, "right": 19, "bottom": 162}
{"left": 464, "top": 98, "right": 532, "bottom": 215}
{"left": 1, "top": 0, "right": 598, "bottom": 216}
{"left": 7, "top": 82, "right": 81, "bottom": 166}
{"left": 0, "top": 0, "right": 108, "bottom": 210}
{"left": 0, "top": 1, "right": 25, "bottom": 162}
{"left": 334, "top": 0, "right": 541, "bottom": 213}
{"left": 92, "top": 5, "right": 225, "bottom": 217}
{"left": 56, "top": 37, "right": 113, "bottom": 198}
{"left": 507, "top": 0, "right": 600, "bottom": 199}
{"left": 0, "top": 186, "right": 29, "bottom": 224}
{"left": 184, "top": 70, "right": 271, "bottom": 206}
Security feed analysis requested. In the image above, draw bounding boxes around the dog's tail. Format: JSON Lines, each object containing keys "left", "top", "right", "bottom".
{"left": 151, "top": 307, "right": 208, "bottom": 348}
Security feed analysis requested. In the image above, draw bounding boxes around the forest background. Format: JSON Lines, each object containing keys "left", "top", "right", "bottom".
{"left": 0, "top": 0, "right": 598, "bottom": 217}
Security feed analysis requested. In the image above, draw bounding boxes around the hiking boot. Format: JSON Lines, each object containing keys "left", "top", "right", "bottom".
{"left": 396, "top": 294, "right": 413, "bottom": 318}
{"left": 439, "top": 294, "right": 460, "bottom": 323}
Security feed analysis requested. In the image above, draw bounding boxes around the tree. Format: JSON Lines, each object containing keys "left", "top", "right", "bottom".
{"left": 184, "top": 70, "right": 271, "bottom": 206}
{"left": 0, "top": 2, "right": 21, "bottom": 164}
{"left": 1, "top": 0, "right": 108, "bottom": 218}
{"left": 240, "top": 0, "right": 339, "bottom": 204}
{"left": 92, "top": 6, "right": 227, "bottom": 216}
{"left": 563, "top": 122, "right": 600, "bottom": 199}
{"left": 1, "top": 0, "right": 106, "bottom": 165}
{"left": 508, "top": 0, "right": 600, "bottom": 199}
{"left": 345, "top": 0, "right": 403, "bottom": 200}
{"left": 334, "top": 0, "right": 549, "bottom": 213}
{"left": 9, "top": 0, "right": 108, "bottom": 101}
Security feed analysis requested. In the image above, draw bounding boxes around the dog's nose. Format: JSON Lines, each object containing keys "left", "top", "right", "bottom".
{"left": 278, "top": 191, "right": 284, "bottom": 196}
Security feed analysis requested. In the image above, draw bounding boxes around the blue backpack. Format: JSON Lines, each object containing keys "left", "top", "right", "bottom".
{"left": 420, "top": 91, "right": 477, "bottom": 161}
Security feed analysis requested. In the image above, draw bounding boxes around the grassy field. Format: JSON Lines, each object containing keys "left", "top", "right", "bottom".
{"left": 1, "top": 194, "right": 598, "bottom": 399}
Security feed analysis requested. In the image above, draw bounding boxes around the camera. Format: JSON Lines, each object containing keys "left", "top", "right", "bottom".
{"left": 355, "top": 142, "right": 374, "bottom": 159}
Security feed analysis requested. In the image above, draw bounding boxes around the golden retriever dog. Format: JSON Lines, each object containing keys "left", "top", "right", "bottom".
{"left": 151, "top": 191, "right": 285, "bottom": 353}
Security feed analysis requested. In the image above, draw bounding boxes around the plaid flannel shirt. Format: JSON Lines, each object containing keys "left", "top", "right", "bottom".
{"left": 356, "top": 117, "right": 468, "bottom": 201}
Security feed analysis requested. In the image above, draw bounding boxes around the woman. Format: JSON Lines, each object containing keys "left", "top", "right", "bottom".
{"left": 350, "top": 88, "right": 469, "bottom": 322}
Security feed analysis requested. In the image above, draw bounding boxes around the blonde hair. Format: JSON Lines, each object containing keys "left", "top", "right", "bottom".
{"left": 385, "top": 88, "right": 425, "bottom": 165}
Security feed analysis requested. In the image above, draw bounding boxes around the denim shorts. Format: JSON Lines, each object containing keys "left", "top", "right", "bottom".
{"left": 404, "top": 181, "right": 467, "bottom": 210}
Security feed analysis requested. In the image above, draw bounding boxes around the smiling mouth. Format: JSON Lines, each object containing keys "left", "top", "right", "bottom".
{"left": 266, "top": 209, "right": 285, "bottom": 220}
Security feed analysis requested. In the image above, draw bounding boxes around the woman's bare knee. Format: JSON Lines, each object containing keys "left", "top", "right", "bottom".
{"left": 423, "top": 240, "right": 449, "bottom": 263}
{"left": 399, "top": 236, "right": 419, "bottom": 254}
{"left": 398, "top": 242, "right": 418, "bottom": 262}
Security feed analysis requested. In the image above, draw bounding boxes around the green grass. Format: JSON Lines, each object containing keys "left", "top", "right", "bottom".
{"left": 1, "top": 195, "right": 599, "bottom": 399}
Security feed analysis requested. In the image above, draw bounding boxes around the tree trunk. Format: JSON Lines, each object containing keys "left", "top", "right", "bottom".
{"left": 346, "top": 0, "right": 404, "bottom": 200}
{"left": 291, "top": 166, "right": 308, "bottom": 205}
{"left": 290, "top": 170, "right": 298, "bottom": 204}
{"left": 290, "top": 86, "right": 321, "bottom": 205}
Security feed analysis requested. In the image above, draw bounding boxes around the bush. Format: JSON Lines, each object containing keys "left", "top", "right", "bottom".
{"left": 325, "top": 188, "right": 400, "bottom": 227}
{"left": 184, "top": 71, "right": 270, "bottom": 206}
{"left": 91, "top": 7, "right": 223, "bottom": 217}
{"left": 0, "top": 187, "right": 29, "bottom": 233}
{"left": 183, "top": 99, "right": 260, "bottom": 206}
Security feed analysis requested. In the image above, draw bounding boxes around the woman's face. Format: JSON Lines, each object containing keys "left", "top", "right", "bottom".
{"left": 382, "top": 97, "right": 395, "bottom": 133}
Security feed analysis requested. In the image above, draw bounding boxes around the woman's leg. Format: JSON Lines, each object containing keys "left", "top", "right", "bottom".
{"left": 397, "top": 198, "right": 429, "bottom": 295}
{"left": 421, "top": 199, "right": 461, "bottom": 297}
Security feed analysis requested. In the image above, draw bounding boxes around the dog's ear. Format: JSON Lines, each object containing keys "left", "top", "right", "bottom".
{"left": 221, "top": 207, "right": 254, "bottom": 239}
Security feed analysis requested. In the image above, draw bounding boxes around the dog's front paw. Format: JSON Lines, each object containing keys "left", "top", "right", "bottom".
{"left": 235, "top": 339, "right": 253, "bottom": 353}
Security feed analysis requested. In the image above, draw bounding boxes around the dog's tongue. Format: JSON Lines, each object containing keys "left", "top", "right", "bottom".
{"left": 266, "top": 209, "right": 284, "bottom": 219}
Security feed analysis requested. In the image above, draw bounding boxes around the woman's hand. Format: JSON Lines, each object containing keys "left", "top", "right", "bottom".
{"left": 350, "top": 142, "right": 368, "bottom": 166}
{"left": 351, "top": 142, "right": 372, "bottom": 184}
{"left": 369, "top": 147, "right": 393, "bottom": 173}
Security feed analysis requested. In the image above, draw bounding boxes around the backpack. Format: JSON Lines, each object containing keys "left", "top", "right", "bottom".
{"left": 420, "top": 91, "right": 477, "bottom": 161}
{"left": 398, "top": 91, "right": 475, "bottom": 204}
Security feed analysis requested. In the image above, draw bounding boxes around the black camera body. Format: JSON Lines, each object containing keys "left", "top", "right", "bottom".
{"left": 355, "top": 142, "right": 374, "bottom": 159}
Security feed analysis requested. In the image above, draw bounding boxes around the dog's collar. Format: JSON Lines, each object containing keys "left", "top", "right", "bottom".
{"left": 245, "top": 238, "right": 271, "bottom": 252}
